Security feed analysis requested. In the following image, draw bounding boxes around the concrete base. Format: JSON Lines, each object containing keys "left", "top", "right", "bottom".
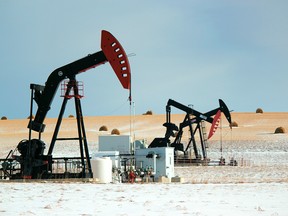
{"left": 171, "top": 176, "right": 185, "bottom": 183}
{"left": 156, "top": 176, "right": 171, "bottom": 183}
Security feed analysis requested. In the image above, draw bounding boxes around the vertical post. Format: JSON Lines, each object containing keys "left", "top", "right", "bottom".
{"left": 74, "top": 96, "right": 92, "bottom": 177}
{"left": 28, "top": 88, "right": 34, "bottom": 141}
{"left": 48, "top": 83, "right": 72, "bottom": 155}
{"left": 198, "top": 123, "right": 207, "bottom": 159}
{"left": 187, "top": 115, "right": 199, "bottom": 159}
{"left": 166, "top": 105, "right": 171, "bottom": 123}
{"left": 70, "top": 79, "right": 92, "bottom": 178}
{"left": 24, "top": 86, "right": 35, "bottom": 179}
{"left": 220, "top": 114, "right": 223, "bottom": 157}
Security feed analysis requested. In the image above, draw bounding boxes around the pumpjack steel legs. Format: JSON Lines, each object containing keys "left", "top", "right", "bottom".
{"left": 48, "top": 77, "right": 92, "bottom": 178}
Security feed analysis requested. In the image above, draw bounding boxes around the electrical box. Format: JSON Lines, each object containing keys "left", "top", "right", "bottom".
{"left": 98, "top": 135, "right": 132, "bottom": 154}
{"left": 135, "top": 147, "right": 174, "bottom": 179}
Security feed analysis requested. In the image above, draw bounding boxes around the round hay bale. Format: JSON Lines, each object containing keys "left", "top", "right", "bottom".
{"left": 230, "top": 121, "right": 238, "bottom": 127}
{"left": 256, "top": 108, "right": 263, "bottom": 113}
{"left": 1, "top": 116, "right": 7, "bottom": 120}
{"left": 111, "top": 128, "right": 120, "bottom": 135}
{"left": 274, "top": 127, "right": 285, "bottom": 134}
{"left": 143, "top": 110, "right": 153, "bottom": 115}
{"left": 99, "top": 125, "right": 108, "bottom": 131}
{"left": 27, "top": 115, "right": 35, "bottom": 119}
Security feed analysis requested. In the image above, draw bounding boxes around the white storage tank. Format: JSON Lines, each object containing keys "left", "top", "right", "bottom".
{"left": 91, "top": 157, "right": 112, "bottom": 183}
{"left": 92, "top": 151, "right": 120, "bottom": 168}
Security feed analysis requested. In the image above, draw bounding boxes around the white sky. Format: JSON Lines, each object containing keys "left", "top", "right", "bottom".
{"left": 1, "top": 0, "right": 288, "bottom": 119}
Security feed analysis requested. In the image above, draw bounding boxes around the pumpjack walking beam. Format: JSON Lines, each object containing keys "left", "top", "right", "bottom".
{"left": 29, "top": 30, "right": 131, "bottom": 133}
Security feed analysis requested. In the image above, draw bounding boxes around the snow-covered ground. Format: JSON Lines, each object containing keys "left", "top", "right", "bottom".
{"left": 1, "top": 142, "right": 287, "bottom": 216}
{"left": 1, "top": 148, "right": 287, "bottom": 216}
{"left": 1, "top": 181, "right": 287, "bottom": 216}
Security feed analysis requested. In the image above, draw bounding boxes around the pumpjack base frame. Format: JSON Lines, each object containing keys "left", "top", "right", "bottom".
{"left": 0, "top": 156, "right": 91, "bottom": 180}
{"left": 174, "top": 158, "right": 210, "bottom": 166}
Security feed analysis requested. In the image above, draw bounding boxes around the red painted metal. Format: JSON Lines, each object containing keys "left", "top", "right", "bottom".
{"left": 101, "top": 30, "right": 131, "bottom": 90}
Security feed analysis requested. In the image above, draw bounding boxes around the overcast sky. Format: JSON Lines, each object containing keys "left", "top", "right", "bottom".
{"left": 1, "top": 0, "right": 288, "bottom": 119}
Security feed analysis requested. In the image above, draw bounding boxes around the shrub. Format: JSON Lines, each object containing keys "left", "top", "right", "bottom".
{"left": 111, "top": 128, "right": 120, "bottom": 135}
{"left": 68, "top": 114, "right": 74, "bottom": 118}
{"left": 275, "top": 127, "right": 285, "bottom": 134}
{"left": 1, "top": 116, "right": 7, "bottom": 120}
{"left": 256, "top": 108, "right": 263, "bottom": 113}
{"left": 230, "top": 121, "right": 238, "bottom": 127}
{"left": 99, "top": 125, "right": 108, "bottom": 131}
{"left": 143, "top": 110, "right": 153, "bottom": 115}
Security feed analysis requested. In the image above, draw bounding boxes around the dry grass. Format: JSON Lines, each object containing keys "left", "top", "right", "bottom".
{"left": 1, "top": 112, "right": 288, "bottom": 152}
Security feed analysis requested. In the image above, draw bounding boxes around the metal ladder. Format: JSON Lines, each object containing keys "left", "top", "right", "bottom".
{"left": 200, "top": 121, "right": 209, "bottom": 148}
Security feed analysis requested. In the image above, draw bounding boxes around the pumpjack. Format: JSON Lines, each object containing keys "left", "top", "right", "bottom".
{"left": 1, "top": 30, "right": 131, "bottom": 179}
{"left": 149, "top": 99, "right": 232, "bottom": 164}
